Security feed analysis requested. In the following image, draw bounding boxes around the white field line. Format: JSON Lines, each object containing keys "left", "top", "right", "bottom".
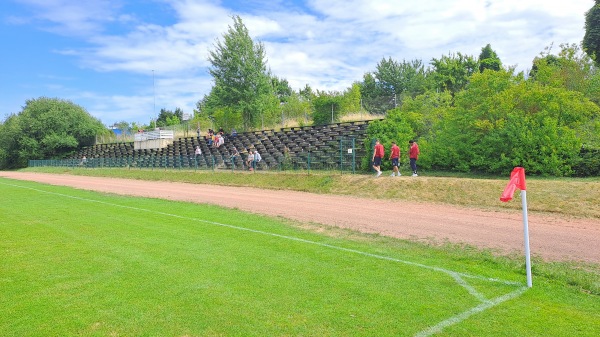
{"left": 2, "top": 181, "right": 528, "bottom": 335}
{"left": 414, "top": 287, "right": 528, "bottom": 337}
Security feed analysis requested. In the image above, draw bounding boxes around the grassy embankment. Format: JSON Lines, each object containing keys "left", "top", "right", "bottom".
{"left": 21, "top": 166, "right": 600, "bottom": 218}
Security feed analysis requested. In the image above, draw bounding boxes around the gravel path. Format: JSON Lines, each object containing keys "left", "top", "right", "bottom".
{"left": 2, "top": 171, "right": 598, "bottom": 263}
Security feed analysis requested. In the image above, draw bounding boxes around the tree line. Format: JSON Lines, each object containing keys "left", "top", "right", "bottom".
{"left": 1, "top": 6, "right": 599, "bottom": 175}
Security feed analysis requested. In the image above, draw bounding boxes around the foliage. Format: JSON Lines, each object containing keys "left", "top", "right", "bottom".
{"left": 271, "top": 76, "right": 293, "bottom": 103}
{"left": 200, "top": 15, "right": 277, "bottom": 131}
{"left": 359, "top": 58, "right": 428, "bottom": 114}
{"left": 112, "top": 121, "right": 131, "bottom": 132}
{"left": 430, "top": 52, "right": 478, "bottom": 95}
{"left": 573, "top": 146, "right": 600, "bottom": 176}
{"left": 431, "top": 70, "right": 599, "bottom": 175}
{"left": 394, "top": 90, "right": 452, "bottom": 139}
{"left": 530, "top": 43, "right": 600, "bottom": 104}
{"left": 340, "top": 82, "right": 362, "bottom": 115}
{"left": 0, "top": 97, "right": 106, "bottom": 169}
{"left": 359, "top": 72, "right": 394, "bottom": 114}
{"left": 363, "top": 115, "right": 415, "bottom": 171}
{"left": 281, "top": 92, "right": 312, "bottom": 126}
{"left": 478, "top": 43, "right": 502, "bottom": 72}
{"left": 311, "top": 91, "right": 343, "bottom": 125}
{"left": 157, "top": 107, "right": 183, "bottom": 127}
{"left": 363, "top": 90, "right": 452, "bottom": 172}
{"left": 583, "top": 0, "right": 600, "bottom": 66}
{"left": 298, "top": 84, "right": 314, "bottom": 101}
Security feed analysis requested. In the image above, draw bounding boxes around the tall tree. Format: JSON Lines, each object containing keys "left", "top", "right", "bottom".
{"left": 583, "top": 0, "right": 600, "bottom": 66}
{"left": 0, "top": 97, "right": 106, "bottom": 169}
{"left": 359, "top": 58, "right": 428, "bottom": 114}
{"left": 478, "top": 44, "right": 502, "bottom": 72}
{"left": 271, "top": 76, "right": 293, "bottom": 103}
{"left": 340, "top": 82, "right": 362, "bottom": 115}
{"left": 203, "top": 15, "right": 277, "bottom": 130}
{"left": 430, "top": 52, "right": 478, "bottom": 96}
{"left": 312, "top": 91, "right": 343, "bottom": 125}
{"left": 530, "top": 43, "right": 600, "bottom": 104}
{"left": 156, "top": 107, "right": 183, "bottom": 127}
{"left": 359, "top": 72, "right": 391, "bottom": 114}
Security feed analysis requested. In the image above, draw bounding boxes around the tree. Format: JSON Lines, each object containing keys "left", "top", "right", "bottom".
{"left": 430, "top": 70, "right": 599, "bottom": 175}
{"left": 156, "top": 107, "right": 183, "bottom": 127}
{"left": 478, "top": 44, "right": 502, "bottom": 72}
{"left": 298, "top": 84, "right": 314, "bottom": 101}
{"left": 279, "top": 91, "right": 313, "bottom": 127}
{"left": 0, "top": 97, "right": 106, "bottom": 169}
{"left": 364, "top": 90, "right": 452, "bottom": 171}
{"left": 359, "top": 72, "right": 392, "bottom": 114}
{"left": 271, "top": 76, "right": 293, "bottom": 103}
{"left": 359, "top": 58, "right": 428, "bottom": 114}
{"left": 364, "top": 117, "right": 415, "bottom": 172}
{"left": 583, "top": 0, "right": 600, "bottom": 66}
{"left": 203, "top": 15, "right": 277, "bottom": 131}
{"left": 312, "top": 91, "right": 343, "bottom": 125}
{"left": 340, "top": 82, "right": 362, "bottom": 116}
{"left": 530, "top": 43, "right": 600, "bottom": 104}
{"left": 430, "top": 52, "right": 478, "bottom": 95}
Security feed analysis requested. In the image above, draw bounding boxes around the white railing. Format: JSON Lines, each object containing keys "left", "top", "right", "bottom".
{"left": 134, "top": 130, "right": 174, "bottom": 141}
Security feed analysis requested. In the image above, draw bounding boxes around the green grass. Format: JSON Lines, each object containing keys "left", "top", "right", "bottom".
{"left": 1, "top": 178, "right": 599, "bottom": 336}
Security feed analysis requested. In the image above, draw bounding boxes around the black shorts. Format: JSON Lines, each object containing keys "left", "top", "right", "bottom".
{"left": 391, "top": 158, "right": 399, "bottom": 167}
{"left": 373, "top": 157, "right": 382, "bottom": 166}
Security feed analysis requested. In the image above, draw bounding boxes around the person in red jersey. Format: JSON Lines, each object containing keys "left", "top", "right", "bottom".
{"left": 389, "top": 141, "right": 401, "bottom": 176}
{"left": 372, "top": 139, "right": 384, "bottom": 177}
{"left": 409, "top": 140, "right": 420, "bottom": 177}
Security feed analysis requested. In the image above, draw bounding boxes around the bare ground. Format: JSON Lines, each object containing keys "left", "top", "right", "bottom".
{"left": 2, "top": 171, "right": 599, "bottom": 264}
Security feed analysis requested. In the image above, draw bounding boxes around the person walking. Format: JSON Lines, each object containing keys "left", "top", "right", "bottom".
{"left": 389, "top": 141, "right": 401, "bottom": 176}
{"left": 372, "top": 139, "right": 384, "bottom": 177}
{"left": 409, "top": 140, "right": 420, "bottom": 177}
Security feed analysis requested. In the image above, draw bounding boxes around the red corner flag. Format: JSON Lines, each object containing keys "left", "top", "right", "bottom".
{"left": 500, "top": 167, "right": 527, "bottom": 202}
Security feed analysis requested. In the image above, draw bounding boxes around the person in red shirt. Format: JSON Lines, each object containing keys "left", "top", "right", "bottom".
{"left": 409, "top": 140, "right": 420, "bottom": 177}
{"left": 372, "top": 139, "right": 385, "bottom": 177}
{"left": 389, "top": 141, "right": 401, "bottom": 176}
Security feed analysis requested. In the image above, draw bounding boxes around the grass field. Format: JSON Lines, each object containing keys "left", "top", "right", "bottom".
{"left": 1, "top": 177, "right": 599, "bottom": 336}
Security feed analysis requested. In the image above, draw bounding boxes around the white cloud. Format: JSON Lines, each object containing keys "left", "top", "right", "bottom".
{"left": 5, "top": 0, "right": 594, "bottom": 124}
{"left": 11, "top": 0, "right": 120, "bottom": 35}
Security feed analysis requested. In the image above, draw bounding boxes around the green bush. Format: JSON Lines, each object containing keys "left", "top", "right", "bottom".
{"left": 573, "top": 147, "right": 600, "bottom": 176}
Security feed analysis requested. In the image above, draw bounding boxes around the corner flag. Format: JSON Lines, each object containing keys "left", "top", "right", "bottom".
{"left": 500, "top": 166, "right": 532, "bottom": 287}
{"left": 500, "top": 167, "right": 526, "bottom": 202}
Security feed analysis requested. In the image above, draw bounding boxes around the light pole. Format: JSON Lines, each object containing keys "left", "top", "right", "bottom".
{"left": 331, "top": 103, "right": 334, "bottom": 123}
{"left": 152, "top": 69, "right": 156, "bottom": 128}
{"left": 280, "top": 102, "right": 286, "bottom": 129}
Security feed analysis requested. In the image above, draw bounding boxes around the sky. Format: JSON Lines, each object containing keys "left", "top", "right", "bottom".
{"left": 0, "top": 0, "right": 594, "bottom": 126}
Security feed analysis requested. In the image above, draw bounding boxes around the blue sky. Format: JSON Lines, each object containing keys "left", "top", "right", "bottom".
{"left": 0, "top": 0, "right": 594, "bottom": 126}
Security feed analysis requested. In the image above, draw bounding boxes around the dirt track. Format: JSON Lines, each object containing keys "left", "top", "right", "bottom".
{"left": 2, "top": 171, "right": 599, "bottom": 264}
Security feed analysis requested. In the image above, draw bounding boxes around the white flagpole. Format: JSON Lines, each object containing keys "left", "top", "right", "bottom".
{"left": 521, "top": 190, "right": 532, "bottom": 287}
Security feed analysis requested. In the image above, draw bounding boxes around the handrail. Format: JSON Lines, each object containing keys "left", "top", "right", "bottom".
{"left": 134, "top": 130, "right": 174, "bottom": 141}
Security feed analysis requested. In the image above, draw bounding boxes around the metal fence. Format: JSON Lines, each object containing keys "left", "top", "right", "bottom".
{"left": 28, "top": 148, "right": 366, "bottom": 174}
